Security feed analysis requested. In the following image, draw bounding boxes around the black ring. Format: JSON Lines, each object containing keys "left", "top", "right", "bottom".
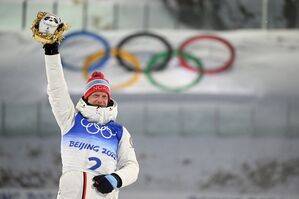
{"left": 115, "top": 31, "right": 173, "bottom": 72}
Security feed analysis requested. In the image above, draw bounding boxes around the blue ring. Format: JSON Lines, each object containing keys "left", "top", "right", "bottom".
{"left": 60, "top": 31, "right": 110, "bottom": 71}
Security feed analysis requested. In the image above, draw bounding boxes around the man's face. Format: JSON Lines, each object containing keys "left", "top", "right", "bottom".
{"left": 87, "top": 91, "right": 109, "bottom": 107}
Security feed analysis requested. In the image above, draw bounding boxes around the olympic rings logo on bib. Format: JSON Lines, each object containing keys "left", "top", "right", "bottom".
{"left": 60, "top": 31, "right": 236, "bottom": 92}
{"left": 80, "top": 118, "right": 116, "bottom": 139}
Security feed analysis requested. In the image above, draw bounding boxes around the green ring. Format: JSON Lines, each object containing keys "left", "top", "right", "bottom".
{"left": 145, "top": 51, "right": 204, "bottom": 92}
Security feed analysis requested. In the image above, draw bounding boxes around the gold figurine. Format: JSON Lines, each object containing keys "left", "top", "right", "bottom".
{"left": 31, "top": 11, "right": 70, "bottom": 44}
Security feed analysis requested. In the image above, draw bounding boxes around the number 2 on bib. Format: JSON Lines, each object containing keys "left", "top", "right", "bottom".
{"left": 88, "top": 157, "right": 101, "bottom": 170}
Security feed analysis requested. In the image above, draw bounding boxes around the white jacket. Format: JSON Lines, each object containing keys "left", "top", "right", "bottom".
{"left": 44, "top": 54, "right": 139, "bottom": 188}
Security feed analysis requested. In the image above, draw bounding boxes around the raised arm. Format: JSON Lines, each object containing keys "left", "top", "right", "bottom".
{"left": 44, "top": 43, "right": 76, "bottom": 134}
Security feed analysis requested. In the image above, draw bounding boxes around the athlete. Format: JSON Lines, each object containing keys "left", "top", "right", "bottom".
{"left": 42, "top": 42, "right": 139, "bottom": 199}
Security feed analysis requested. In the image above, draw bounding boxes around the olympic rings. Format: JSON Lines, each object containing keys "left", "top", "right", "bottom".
{"left": 178, "top": 34, "right": 236, "bottom": 74}
{"left": 81, "top": 118, "right": 116, "bottom": 139}
{"left": 61, "top": 31, "right": 110, "bottom": 71}
{"left": 60, "top": 30, "right": 236, "bottom": 92}
{"left": 145, "top": 51, "right": 203, "bottom": 92}
{"left": 82, "top": 49, "right": 141, "bottom": 91}
{"left": 115, "top": 31, "right": 173, "bottom": 72}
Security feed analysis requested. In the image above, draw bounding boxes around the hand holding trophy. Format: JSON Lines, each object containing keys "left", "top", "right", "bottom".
{"left": 31, "top": 11, "right": 70, "bottom": 44}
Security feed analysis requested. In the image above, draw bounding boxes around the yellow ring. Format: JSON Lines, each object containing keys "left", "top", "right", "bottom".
{"left": 82, "top": 49, "right": 141, "bottom": 91}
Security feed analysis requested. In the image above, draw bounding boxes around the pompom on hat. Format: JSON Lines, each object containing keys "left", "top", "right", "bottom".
{"left": 83, "top": 71, "right": 111, "bottom": 100}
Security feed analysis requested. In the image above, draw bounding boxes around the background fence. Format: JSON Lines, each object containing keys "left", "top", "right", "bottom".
{"left": 1, "top": 94, "right": 299, "bottom": 137}
{"left": 0, "top": 0, "right": 299, "bottom": 31}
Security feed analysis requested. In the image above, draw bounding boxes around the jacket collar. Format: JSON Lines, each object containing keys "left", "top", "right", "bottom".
{"left": 76, "top": 98, "right": 118, "bottom": 125}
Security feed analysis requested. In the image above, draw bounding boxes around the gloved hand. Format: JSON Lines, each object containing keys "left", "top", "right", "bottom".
{"left": 43, "top": 42, "right": 59, "bottom": 55}
{"left": 93, "top": 174, "right": 122, "bottom": 194}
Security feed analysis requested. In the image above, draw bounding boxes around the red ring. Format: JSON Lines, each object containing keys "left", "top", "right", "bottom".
{"left": 178, "top": 35, "right": 236, "bottom": 74}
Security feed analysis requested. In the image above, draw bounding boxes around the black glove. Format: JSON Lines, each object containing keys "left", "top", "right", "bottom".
{"left": 93, "top": 173, "right": 122, "bottom": 194}
{"left": 43, "top": 42, "right": 59, "bottom": 55}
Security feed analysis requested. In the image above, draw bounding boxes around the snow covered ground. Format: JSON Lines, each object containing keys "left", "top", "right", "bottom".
{"left": 0, "top": 135, "right": 299, "bottom": 199}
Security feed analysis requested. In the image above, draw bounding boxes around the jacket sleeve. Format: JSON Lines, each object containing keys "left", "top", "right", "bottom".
{"left": 44, "top": 54, "right": 76, "bottom": 134}
{"left": 114, "top": 127, "right": 139, "bottom": 188}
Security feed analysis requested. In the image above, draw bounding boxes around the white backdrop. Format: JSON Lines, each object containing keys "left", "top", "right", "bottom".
{"left": 0, "top": 29, "right": 299, "bottom": 103}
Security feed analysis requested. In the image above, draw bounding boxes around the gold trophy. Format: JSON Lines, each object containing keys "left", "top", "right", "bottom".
{"left": 31, "top": 11, "right": 70, "bottom": 44}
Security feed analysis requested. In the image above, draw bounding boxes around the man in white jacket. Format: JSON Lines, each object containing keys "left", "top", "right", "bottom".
{"left": 43, "top": 42, "right": 139, "bottom": 199}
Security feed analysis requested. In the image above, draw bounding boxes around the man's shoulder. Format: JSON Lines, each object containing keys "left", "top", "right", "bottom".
{"left": 108, "top": 120, "right": 123, "bottom": 131}
{"left": 107, "top": 121, "right": 124, "bottom": 141}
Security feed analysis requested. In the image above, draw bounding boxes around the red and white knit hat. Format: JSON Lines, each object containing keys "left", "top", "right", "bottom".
{"left": 83, "top": 71, "right": 110, "bottom": 100}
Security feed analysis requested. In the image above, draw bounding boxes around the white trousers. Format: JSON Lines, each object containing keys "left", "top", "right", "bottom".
{"left": 57, "top": 171, "right": 119, "bottom": 199}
